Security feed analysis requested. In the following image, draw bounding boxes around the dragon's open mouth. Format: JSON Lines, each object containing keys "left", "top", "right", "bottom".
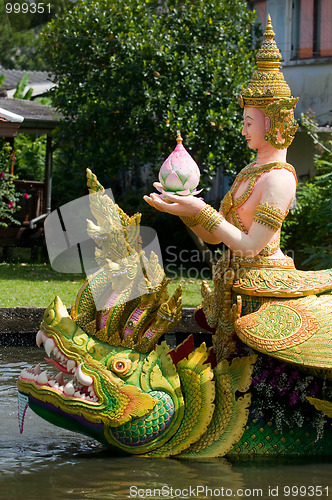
{"left": 19, "top": 330, "right": 99, "bottom": 404}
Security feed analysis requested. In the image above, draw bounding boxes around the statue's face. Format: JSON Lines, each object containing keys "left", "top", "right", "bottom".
{"left": 242, "top": 107, "right": 270, "bottom": 150}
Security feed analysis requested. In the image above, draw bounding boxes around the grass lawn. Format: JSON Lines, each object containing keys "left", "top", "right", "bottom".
{"left": 0, "top": 263, "right": 212, "bottom": 308}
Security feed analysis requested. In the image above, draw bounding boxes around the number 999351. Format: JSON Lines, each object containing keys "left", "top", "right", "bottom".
{"left": 6, "top": 3, "right": 51, "bottom": 14}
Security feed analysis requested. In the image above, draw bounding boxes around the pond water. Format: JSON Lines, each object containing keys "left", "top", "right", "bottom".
{"left": 1, "top": 346, "right": 331, "bottom": 500}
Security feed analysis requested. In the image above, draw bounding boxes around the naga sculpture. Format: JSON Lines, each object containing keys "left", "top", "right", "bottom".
{"left": 18, "top": 16, "right": 332, "bottom": 456}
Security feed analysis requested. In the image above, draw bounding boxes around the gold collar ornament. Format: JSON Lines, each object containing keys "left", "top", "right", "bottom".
{"left": 238, "top": 15, "right": 299, "bottom": 149}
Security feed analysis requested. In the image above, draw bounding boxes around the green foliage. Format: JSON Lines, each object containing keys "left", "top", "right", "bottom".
{"left": 281, "top": 115, "right": 332, "bottom": 269}
{"left": 13, "top": 135, "right": 46, "bottom": 181}
{"left": 42, "top": 0, "right": 258, "bottom": 206}
{"left": 1, "top": 71, "right": 52, "bottom": 104}
{"left": 0, "top": 0, "right": 72, "bottom": 70}
{"left": 0, "top": 75, "right": 49, "bottom": 182}
{"left": 12, "top": 73, "right": 33, "bottom": 99}
{"left": 0, "top": 141, "right": 21, "bottom": 227}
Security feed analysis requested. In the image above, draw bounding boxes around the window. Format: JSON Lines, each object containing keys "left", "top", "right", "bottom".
{"left": 292, "top": 0, "right": 332, "bottom": 59}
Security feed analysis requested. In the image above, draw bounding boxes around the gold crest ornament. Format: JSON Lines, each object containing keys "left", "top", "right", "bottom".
{"left": 238, "top": 15, "right": 299, "bottom": 149}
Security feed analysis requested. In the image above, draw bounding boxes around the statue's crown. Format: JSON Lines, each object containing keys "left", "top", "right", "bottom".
{"left": 239, "top": 15, "right": 295, "bottom": 109}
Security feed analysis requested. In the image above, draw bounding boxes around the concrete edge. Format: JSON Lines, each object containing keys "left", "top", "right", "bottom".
{"left": 0, "top": 307, "right": 211, "bottom": 335}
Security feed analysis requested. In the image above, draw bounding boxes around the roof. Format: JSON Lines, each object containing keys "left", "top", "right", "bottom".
{"left": 0, "top": 67, "right": 53, "bottom": 98}
{"left": 0, "top": 98, "right": 62, "bottom": 135}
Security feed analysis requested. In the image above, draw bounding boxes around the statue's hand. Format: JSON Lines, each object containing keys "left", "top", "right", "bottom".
{"left": 143, "top": 184, "right": 206, "bottom": 217}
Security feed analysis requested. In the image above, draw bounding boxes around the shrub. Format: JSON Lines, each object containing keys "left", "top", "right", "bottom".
{"left": 0, "top": 141, "right": 21, "bottom": 227}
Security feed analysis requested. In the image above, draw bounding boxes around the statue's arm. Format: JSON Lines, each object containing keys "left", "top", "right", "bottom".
{"left": 190, "top": 169, "right": 296, "bottom": 256}
{"left": 144, "top": 169, "right": 296, "bottom": 257}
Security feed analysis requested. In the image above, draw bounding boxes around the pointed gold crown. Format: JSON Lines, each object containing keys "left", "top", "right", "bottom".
{"left": 238, "top": 15, "right": 295, "bottom": 109}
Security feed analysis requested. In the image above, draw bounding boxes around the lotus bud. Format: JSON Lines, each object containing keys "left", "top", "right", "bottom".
{"left": 158, "top": 132, "right": 201, "bottom": 196}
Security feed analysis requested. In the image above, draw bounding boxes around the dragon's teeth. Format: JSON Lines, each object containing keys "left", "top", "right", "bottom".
{"left": 34, "top": 364, "right": 41, "bottom": 375}
{"left": 76, "top": 363, "right": 93, "bottom": 387}
{"left": 88, "top": 386, "right": 95, "bottom": 395}
{"left": 64, "top": 381, "right": 75, "bottom": 396}
{"left": 55, "top": 372, "right": 64, "bottom": 385}
{"left": 45, "top": 338, "right": 56, "bottom": 357}
{"left": 57, "top": 352, "right": 66, "bottom": 363}
{"left": 67, "top": 360, "right": 76, "bottom": 373}
{"left": 37, "top": 371, "right": 49, "bottom": 385}
{"left": 36, "top": 330, "right": 44, "bottom": 347}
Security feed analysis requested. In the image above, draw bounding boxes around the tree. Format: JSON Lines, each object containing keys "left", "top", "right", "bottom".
{"left": 42, "top": 0, "right": 259, "bottom": 206}
{"left": 0, "top": 0, "right": 72, "bottom": 70}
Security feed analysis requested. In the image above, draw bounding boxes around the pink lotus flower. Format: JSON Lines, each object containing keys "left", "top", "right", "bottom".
{"left": 158, "top": 139, "right": 201, "bottom": 196}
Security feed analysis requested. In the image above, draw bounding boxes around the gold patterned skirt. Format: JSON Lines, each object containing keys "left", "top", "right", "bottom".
{"left": 200, "top": 251, "right": 332, "bottom": 380}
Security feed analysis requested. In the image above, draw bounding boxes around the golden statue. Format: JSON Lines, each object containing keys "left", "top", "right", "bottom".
{"left": 144, "top": 15, "right": 332, "bottom": 381}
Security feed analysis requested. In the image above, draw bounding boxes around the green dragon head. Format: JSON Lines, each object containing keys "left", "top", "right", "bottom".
{"left": 18, "top": 292, "right": 255, "bottom": 457}
{"left": 18, "top": 294, "right": 187, "bottom": 454}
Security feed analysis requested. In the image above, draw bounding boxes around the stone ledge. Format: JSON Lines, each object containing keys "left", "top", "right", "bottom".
{"left": 0, "top": 307, "right": 210, "bottom": 335}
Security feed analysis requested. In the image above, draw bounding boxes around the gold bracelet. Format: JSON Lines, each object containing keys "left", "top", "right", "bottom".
{"left": 253, "top": 203, "right": 286, "bottom": 231}
{"left": 180, "top": 216, "right": 198, "bottom": 227}
{"left": 195, "top": 205, "right": 224, "bottom": 233}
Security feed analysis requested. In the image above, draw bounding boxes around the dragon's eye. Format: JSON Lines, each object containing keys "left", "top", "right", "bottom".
{"left": 45, "top": 308, "right": 55, "bottom": 324}
{"left": 111, "top": 358, "right": 131, "bottom": 376}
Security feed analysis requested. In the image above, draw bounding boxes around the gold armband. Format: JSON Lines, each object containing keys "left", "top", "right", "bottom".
{"left": 195, "top": 205, "right": 224, "bottom": 233}
{"left": 253, "top": 203, "right": 287, "bottom": 231}
{"left": 180, "top": 205, "right": 224, "bottom": 232}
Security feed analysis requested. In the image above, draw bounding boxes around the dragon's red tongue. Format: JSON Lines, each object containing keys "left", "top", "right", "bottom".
{"left": 44, "top": 357, "right": 69, "bottom": 373}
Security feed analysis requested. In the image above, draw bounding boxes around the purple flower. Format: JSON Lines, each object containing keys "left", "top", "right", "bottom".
{"left": 289, "top": 391, "right": 300, "bottom": 406}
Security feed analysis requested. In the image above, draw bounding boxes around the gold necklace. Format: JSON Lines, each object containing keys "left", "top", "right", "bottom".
{"left": 231, "top": 162, "right": 296, "bottom": 208}
{"left": 220, "top": 162, "right": 297, "bottom": 233}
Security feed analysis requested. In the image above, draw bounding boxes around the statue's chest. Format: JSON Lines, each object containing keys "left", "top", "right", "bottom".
{"left": 232, "top": 177, "right": 262, "bottom": 215}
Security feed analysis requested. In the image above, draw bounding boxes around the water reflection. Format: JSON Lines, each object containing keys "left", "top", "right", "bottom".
{"left": 1, "top": 346, "right": 331, "bottom": 499}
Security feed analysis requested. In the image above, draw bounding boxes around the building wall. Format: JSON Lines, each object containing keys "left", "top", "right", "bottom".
{"left": 247, "top": 0, "right": 332, "bottom": 179}
{"left": 283, "top": 62, "right": 332, "bottom": 124}
{"left": 248, "top": 0, "right": 332, "bottom": 126}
